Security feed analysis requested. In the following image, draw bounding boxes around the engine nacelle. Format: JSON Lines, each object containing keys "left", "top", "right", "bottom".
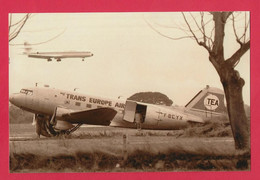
{"left": 54, "top": 120, "right": 75, "bottom": 131}
{"left": 55, "top": 106, "right": 75, "bottom": 119}
{"left": 51, "top": 107, "right": 76, "bottom": 131}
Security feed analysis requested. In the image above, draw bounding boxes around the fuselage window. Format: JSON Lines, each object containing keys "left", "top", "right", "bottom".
{"left": 86, "top": 104, "right": 92, "bottom": 108}
{"left": 27, "top": 91, "right": 33, "bottom": 95}
{"left": 75, "top": 102, "right": 81, "bottom": 106}
{"left": 20, "top": 89, "right": 26, "bottom": 94}
{"left": 60, "top": 92, "right": 66, "bottom": 96}
{"left": 20, "top": 89, "right": 33, "bottom": 95}
{"left": 97, "top": 106, "right": 102, "bottom": 108}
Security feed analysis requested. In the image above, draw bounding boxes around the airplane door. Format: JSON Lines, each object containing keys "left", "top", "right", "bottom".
{"left": 123, "top": 101, "right": 137, "bottom": 123}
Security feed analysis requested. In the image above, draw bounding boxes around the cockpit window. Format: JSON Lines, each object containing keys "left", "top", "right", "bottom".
{"left": 20, "top": 89, "right": 33, "bottom": 95}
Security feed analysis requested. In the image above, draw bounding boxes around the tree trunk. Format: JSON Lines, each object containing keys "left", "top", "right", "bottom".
{"left": 221, "top": 67, "right": 250, "bottom": 150}
{"left": 182, "top": 11, "right": 250, "bottom": 150}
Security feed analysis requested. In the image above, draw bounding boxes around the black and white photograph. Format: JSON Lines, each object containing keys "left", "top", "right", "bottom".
{"left": 9, "top": 12, "right": 250, "bottom": 173}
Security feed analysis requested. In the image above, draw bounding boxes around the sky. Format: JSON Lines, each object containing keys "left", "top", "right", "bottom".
{"left": 9, "top": 12, "right": 250, "bottom": 106}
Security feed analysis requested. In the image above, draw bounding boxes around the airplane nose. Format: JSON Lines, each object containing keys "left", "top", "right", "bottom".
{"left": 9, "top": 93, "right": 25, "bottom": 107}
{"left": 9, "top": 94, "right": 15, "bottom": 104}
{"left": 9, "top": 94, "right": 21, "bottom": 107}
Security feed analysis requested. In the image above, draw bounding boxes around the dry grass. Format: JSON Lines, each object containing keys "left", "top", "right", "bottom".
{"left": 10, "top": 149, "right": 250, "bottom": 172}
{"left": 181, "top": 116, "right": 233, "bottom": 138}
{"left": 9, "top": 117, "right": 251, "bottom": 172}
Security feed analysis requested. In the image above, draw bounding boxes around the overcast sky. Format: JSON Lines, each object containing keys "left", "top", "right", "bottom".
{"left": 9, "top": 12, "right": 250, "bottom": 105}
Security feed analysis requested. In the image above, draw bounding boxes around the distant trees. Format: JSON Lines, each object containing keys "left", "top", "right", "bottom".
{"left": 9, "top": 104, "right": 33, "bottom": 124}
{"left": 128, "top": 92, "right": 173, "bottom": 106}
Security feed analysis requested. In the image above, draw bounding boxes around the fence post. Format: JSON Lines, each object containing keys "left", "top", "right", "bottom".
{"left": 122, "top": 134, "right": 128, "bottom": 167}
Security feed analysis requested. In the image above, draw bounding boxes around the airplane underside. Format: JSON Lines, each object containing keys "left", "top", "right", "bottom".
{"left": 110, "top": 116, "right": 189, "bottom": 130}
{"left": 34, "top": 113, "right": 189, "bottom": 137}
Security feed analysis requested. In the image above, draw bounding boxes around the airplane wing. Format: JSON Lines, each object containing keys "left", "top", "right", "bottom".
{"left": 60, "top": 107, "right": 117, "bottom": 126}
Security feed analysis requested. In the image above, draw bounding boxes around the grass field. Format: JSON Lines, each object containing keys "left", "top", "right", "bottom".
{"left": 9, "top": 123, "right": 250, "bottom": 172}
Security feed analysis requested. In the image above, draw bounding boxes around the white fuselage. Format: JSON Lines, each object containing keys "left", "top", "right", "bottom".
{"left": 9, "top": 87, "right": 204, "bottom": 130}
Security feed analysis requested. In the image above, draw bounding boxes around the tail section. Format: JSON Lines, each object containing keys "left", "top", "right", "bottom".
{"left": 185, "top": 85, "right": 227, "bottom": 117}
{"left": 23, "top": 41, "right": 33, "bottom": 55}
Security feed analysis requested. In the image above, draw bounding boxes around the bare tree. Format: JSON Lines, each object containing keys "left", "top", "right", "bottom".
{"left": 9, "top": 13, "right": 66, "bottom": 48}
{"left": 146, "top": 12, "right": 250, "bottom": 150}
{"left": 9, "top": 13, "right": 31, "bottom": 42}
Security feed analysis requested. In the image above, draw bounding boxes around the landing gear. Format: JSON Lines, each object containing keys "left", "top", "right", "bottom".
{"left": 49, "top": 123, "right": 83, "bottom": 137}
{"left": 64, "top": 123, "right": 83, "bottom": 135}
{"left": 35, "top": 114, "right": 52, "bottom": 138}
{"left": 34, "top": 113, "right": 83, "bottom": 138}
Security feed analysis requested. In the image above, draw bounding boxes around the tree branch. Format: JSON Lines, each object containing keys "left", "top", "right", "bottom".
{"left": 211, "top": 12, "right": 231, "bottom": 59}
{"left": 152, "top": 21, "right": 192, "bottom": 33}
{"left": 144, "top": 16, "right": 194, "bottom": 40}
{"left": 9, "top": 14, "right": 30, "bottom": 42}
{"left": 9, "top": 28, "right": 67, "bottom": 46}
{"left": 226, "top": 40, "right": 250, "bottom": 67}
{"left": 222, "top": 12, "right": 233, "bottom": 21}
{"left": 189, "top": 13, "right": 205, "bottom": 38}
{"left": 9, "top": 14, "right": 28, "bottom": 27}
{"left": 9, "top": 14, "right": 12, "bottom": 33}
{"left": 231, "top": 13, "right": 243, "bottom": 46}
{"left": 182, "top": 12, "right": 212, "bottom": 53}
{"left": 200, "top": 12, "right": 207, "bottom": 44}
{"left": 243, "top": 12, "right": 250, "bottom": 43}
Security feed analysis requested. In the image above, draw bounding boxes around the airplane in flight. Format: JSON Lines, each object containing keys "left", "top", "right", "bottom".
{"left": 27, "top": 51, "right": 94, "bottom": 62}
{"left": 9, "top": 85, "right": 227, "bottom": 137}
{"left": 22, "top": 42, "right": 93, "bottom": 62}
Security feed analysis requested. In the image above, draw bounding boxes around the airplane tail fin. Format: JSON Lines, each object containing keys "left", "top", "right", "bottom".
{"left": 23, "top": 41, "right": 33, "bottom": 55}
{"left": 185, "top": 85, "right": 227, "bottom": 118}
